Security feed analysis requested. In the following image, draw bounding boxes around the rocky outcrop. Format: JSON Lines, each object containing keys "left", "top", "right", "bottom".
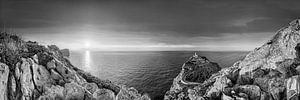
{"left": 164, "top": 53, "right": 221, "bottom": 99}
{"left": 165, "top": 19, "right": 300, "bottom": 100}
{"left": 0, "top": 33, "right": 150, "bottom": 100}
{"left": 60, "top": 49, "right": 70, "bottom": 58}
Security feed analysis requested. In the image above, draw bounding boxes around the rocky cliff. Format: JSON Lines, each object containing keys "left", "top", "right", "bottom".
{"left": 0, "top": 33, "right": 150, "bottom": 100}
{"left": 164, "top": 53, "right": 222, "bottom": 100}
{"left": 165, "top": 19, "right": 300, "bottom": 100}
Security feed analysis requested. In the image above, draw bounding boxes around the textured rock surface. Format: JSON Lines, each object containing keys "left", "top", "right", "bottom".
{"left": 164, "top": 53, "right": 221, "bottom": 99}
{"left": 165, "top": 19, "right": 300, "bottom": 100}
{"left": 116, "top": 86, "right": 150, "bottom": 100}
{"left": 0, "top": 63, "right": 9, "bottom": 100}
{"left": 93, "top": 88, "right": 116, "bottom": 100}
{"left": 286, "top": 75, "right": 300, "bottom": 100}
{"left": 0, "top": 32, "right": 150, "bottom": 100}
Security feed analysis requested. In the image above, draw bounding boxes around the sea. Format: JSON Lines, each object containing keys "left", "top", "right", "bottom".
{"left": 69, "top": 51, "right": 248, "bottom": 100}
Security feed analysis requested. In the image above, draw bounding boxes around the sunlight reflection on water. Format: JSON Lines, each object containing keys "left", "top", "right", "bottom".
{"left": 84, "top": 50, "right": 91, "bottom": 69}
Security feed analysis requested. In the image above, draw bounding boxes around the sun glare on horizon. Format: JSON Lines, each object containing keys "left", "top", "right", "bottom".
{"left": 84, "top": 41, "right": 91, "bottom": 49}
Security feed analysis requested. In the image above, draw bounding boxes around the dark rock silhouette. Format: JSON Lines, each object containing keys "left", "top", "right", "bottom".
{"left": 0, "top": 33, "right": 150, "bottom": 100}
{"left": 164, "top": 53, "right": 222, "bottom": 100}
{"left": 165, "top": 19, "right": 300, "bottom": 100}
{"left": 183, "top": 54, "right": 221, "bottom": 83}
{"left": 60, "top": 49, "right": 70, "bottom": 58}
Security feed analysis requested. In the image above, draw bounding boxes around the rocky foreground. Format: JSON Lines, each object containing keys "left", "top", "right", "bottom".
{"left": 0, "top": 33, "right": 150, "bottom": 100}
{"left": 165, "top": 19, "right": 300, "bottom": 100}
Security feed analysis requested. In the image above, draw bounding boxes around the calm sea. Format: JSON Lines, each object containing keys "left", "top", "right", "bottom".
{"left": 69, "top": 51, "right": 248, "bottom": 100}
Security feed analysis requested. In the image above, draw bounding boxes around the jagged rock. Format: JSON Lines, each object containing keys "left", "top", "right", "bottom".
{"left": 64, "top": 82, "right": 85, "bottom": 100}
{"left": 93, "top": 88, "right": 115, "bottom": 100}
{"left": 83, "top": 82, "right": 99, "bottom": 94}
{"left": 286, "top": 75, "right": 300, "bottom": 100}
{"left": 0, "top": 63, "right": 9, "bottom": 100}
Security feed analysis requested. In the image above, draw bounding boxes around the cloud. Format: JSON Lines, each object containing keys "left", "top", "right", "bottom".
{"left": 1, "top": 0, "right": 300, "bottom": 51}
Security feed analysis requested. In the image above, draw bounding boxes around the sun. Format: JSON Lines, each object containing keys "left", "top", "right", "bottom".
{"left": 84, "top": 41, "right": 91, "bottom": 49}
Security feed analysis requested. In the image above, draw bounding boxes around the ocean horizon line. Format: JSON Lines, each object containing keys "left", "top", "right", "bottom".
{"left": 70, "top": 50, "right": 251, "bottom": 52}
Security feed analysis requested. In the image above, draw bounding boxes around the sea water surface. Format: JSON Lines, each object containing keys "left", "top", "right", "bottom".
{"left": 69, "top": 51, "right": 248, "bottom": 99}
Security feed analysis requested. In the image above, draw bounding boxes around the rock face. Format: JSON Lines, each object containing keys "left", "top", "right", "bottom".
{"left": 164, "top": 53, "right": 221, "bottom": 99}
{"left": 165, "top": 19, "right": 300, "bottom": 100}
{"left": 0, "top": 63, "right": 9, "bottom": 100}
{"left": 0, "top": 33, "right": 150, "bottom": 100}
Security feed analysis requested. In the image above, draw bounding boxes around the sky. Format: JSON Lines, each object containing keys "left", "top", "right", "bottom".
{"left": 1, "top": 0, "right": 300, "bottom": 51}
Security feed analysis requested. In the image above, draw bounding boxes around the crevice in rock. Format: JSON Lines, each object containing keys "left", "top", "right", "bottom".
{"left": 53, "top": 68, "right": 66, "bottom": 86}
{"left": 29, "top": 61, "right": 42, "bottom": 96}
{"left": 6, "top": 71, "right": 12, "bottom": 99}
